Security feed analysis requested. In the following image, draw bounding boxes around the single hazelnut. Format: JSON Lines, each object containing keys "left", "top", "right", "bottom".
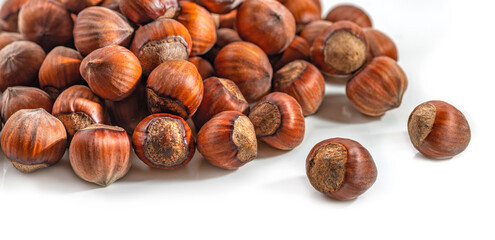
{"left": 281, "top": 0, "right": 321, "bottom": 32}
{"left": 325, "top": 4, "right": 372, "bottom": 28}
{"left": 18, "top": 0, "right": 73, "bottom": 51}
{"left": 130, "top": 18, "right": 192, "bottom": 75}
{"left": 146, "top": 59, "right": 203, "bottom": 119}
{"left": 0, "top": 32, "right": 23, "bottom": 50}
{"left": 236, "top": 0, "right": 296, "bottom": 55}
{"left": 192, "top": 77, "right": 249, "bottom": 130}
{"left": 408, "top": 101, "right": 471, "bottom": 159}
{"left": 197, "top": 111, "right": 257, "bottom": 170}
{"left": 0, "top": 0, "right": 30, "bottom": 32}
{"left": 202, "top": 28, "right": 241, "bottom": 63}
{"left": 0, "top": 41, "right": 45, "bottom": 91}
{"left": 306, "top": 138, "right": 377, "bottom": 200}
{"left": 100, "top": 0, "right": 122, "bottom": 12}
{"left": 69, "top": 124, "right": 131, "bottom": 186}
{"left": 273, "top": 60, "right": 325, "bottom": 116}
{"left": 177, "top": 1, "right": 217, "bottom": 56}
{"left": 346, "top": 56, "right": 407, "bottom": 116}
{"left": 248, "top": 92, "right": 305, "bottom": 150}
{"left": 80, "top": 45, "right": 142, "bottom": 101}
{"left": 299, "top": 20, "right": 332, "bottom": 46}
{"left": 214, "top": 41, "right": 273, "bottom": 102}
{"left": 120, "top": 0, "right": 179, "bottom": 25}
{"left": 1, "top": 108, "right": 67, "bottom": 173}
{"left": 59, "top": 0, "right": 104, "bottom": 13}
{"left": 73, "top": 6, "right": 134, "bottom": 56}
{"left": 196, "top": 0, "right": 244, "bottom": 14}
{"left": 0, "top": 86, "right": 53, "bottom": 123}
{"left": 363, "top": 28, "right": 398, "bottom": 61}
{"left": 132, "top": 113, "right": 195, "bottom": 170}
{"left": 274, "top": 36, "right": 311, "bottom": 70}
{"left": 311, "top": 20, "right": 369, "bottom": 76}
{"left": 52, "top": 85, "right": 110, "bottom": 140}
{"left": 39, "top": 46, "right": 84, "bottom": 99}
{"left": 188, "top": 56, "right": 215, "bottom": 80}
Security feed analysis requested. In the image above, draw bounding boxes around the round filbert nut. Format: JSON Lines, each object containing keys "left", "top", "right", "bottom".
{"left": 177, "top": 1, "right": 217, "bottom": 56}
{"left": 0, "top": 0, "right": 30, "bottom": 32}
{"left": 408, "top": 101, "right": 471, "bottom": 159}
{"left": 0, "top": 86, "right": 53, "bottom": 123}
{"left": 325, "top": 4, "right": 372, "bottom": 28}
{"left": 0, "top": 41, "right": 45, "bottom": 91}
{"left": 363, "top": 28, "right": 398, "bottom": 61}
{"left": 281, "top": 0, "right": 321, "bottom": 32}
{"left": 0, "top": 32, "right": 24, "bottom": 51}
{"left": 306, "top": 138, "right": 377, "bottom": 200}
{"left": 299, "top": 20, "right": 332, "bottom": 46}
{"left": 120, "top": 0, "right": 180, "bottom": 24}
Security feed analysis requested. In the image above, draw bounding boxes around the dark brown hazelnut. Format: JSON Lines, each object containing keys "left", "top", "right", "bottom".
{"left": 177, "top": 1, "right": 217, "bottom": 56}
{"left": 0, "top": 32, "right": 23, "bottom": 50}
{"left": 325, "top": 4, "right": 372, "bottom": 28}
{"left": 0, "top": 41, "right": 45, "bottom": 91}
{"left": 192, "top": 77, "right": 249, "bottom": 130}
{"left": 299, "top": 20, "right": 332, "bottom": 46}
{"left": 1, "top": 108, "right": 67, "bottom": 173}
{"left": 120, "top": 0, "right": 179, "bottom": 24}
{"left": 18, "top": 0, "right": 73, "bottom": 51}
{"left": 306, "top": 138, "right": 377, "bottom": 200}
{"left": 408, "top": 101, "right": 471, "bottom": 159}
{"left": 273, "top": 60, "right": 325, "bottom": 116}
{"left": 39, "top": 46, "right": 84, "bottom": 99}
{"left": 281, "top": 0, "right": 321, "bottom": 32}
{"left": 346, "top": 56, "right": 407, "bottom": 116}
{"left": 0, "top": 86, "right": 53, "bottom": 123}
{"left": 363, "top": 28, "right": 398, "bottom": 61}
{"left": 196, "top": 0, "right": 244, "bottom": 14}
{"left": 80, "top": 45, "right": 142, "bottom": 101}
{"left": 59, "top": 0, "right": 104, "bottom": 13}
{"left": 132, "top": 113, "right": 195, "bottom": 170}
{"left": 146, "top": 60, "right": 203, "bottom": 119}
{"left": 0, "top": 0, "right": 30, "bottom": 32}
{"left": 197, "top": 111, "right": 257, "bottom": 170}
{"left": 100, "top": 0, "right": 122, "bottom": 12}
{"left": 214, "top": 41, "right": 273, "bottom": 102}
{"left": 130, "top": 18, "right": 192, "bottom": 75}
{"left": 69, "top": 124, "right": 131, "bottom": 186}
{"left": 274, "top": 36, "right": 310, "bottom": 70}
{"left": 188, "top": 56, "right": 215, "bottom": 80}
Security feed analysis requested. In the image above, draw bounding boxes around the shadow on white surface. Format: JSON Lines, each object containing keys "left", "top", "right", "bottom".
{"left": 256, "top": 141, "right": 288, "bottom": 160}
{"left": 315, "top": 94, "right": 381, "bottom": 124}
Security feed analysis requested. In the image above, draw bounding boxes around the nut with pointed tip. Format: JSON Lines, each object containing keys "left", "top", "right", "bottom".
{"left": 408, "top": 101, "right": 471, "bottom": 159}
{"left": 346, "top": 56, "right": 407, "bottom": 116}
{"left": 120, "top": 0, "right": 179, "bottom": 24}
{"left": 325, "top": 4, "right": 372, "bottom": 28}
{"left": 197, "top": 111, "right": 257, "bottom": 170}
{"left": 1, "top": 108, "right": 67, "bottom": 173}
{"left": 0, "top": 32, "right": 24, "bottom": 50}
{"left": 177, "top": 1, "right": 217, "bottom": 56}
{"left": 306, "top": 138, "right": 377, "bottom": 200}
{"left": 0, "top": 87, "right": 53, "bottom": 123}
{"left": 196, "top": 0, "right": 244, "bottom": 14}
{"left": 0, "top": 41, "right": 45, "bottom": 91}
{"left": 0, "top": 0, "right": 30, "bottom": 32}
{"left": 70, "top": 124, "right": 131, "bottom": 187}
{"left": 363, "top": 28, "right": 398, "bottom": 61}
{"left": 59, "top": 0, "right": 104, "bottom": 13}
{"left": 274, "top": 36, "right": 310, "bottom": 70}
{"left": 281, "top": 0, "right": 321, "bottom": 32}
{"left": 299, "top": 20, "right": 332, "bottom": 46}
{"left": 188, "top": 56, "right": 215, "bottom": 80}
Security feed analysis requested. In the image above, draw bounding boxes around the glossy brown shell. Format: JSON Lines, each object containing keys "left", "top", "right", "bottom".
{"left": 364, "top": 28, "right": 398, "bottom": 61}
{"left": 0, "top": 86, "right": 53, "bottom": 123}
{"left": 0, "top": 32, "right": 24, "bottom": 50}
{"left": 0, "top": 0, "right": 30, "bottom": 32}
{"left": 177, "top": 1, "right": 217, "bottom": 56}
{"left": 196, "top": 0, "right": 244, "bottom": 14}
{"left": 325, "top": 4, "right": 372, "bottom": 28}
{"left": 274, "top": 36, "right": 311, "bottom": 70}
{"left": 0, "top": 41, "right": 45, "bottom": 91}
{"left": 188, "top": 56, "right": 215, "bottom": 80}
{"left": 282, "top": 0, "right": 321, "bottom": 32}
{"left": 59, "top": 0, "right": 104, "bottom": 13}
{"left": 300, "top": 20, "right": 332, "bottom": 46}
{"left": 120, "top": 0, "right": 179, "bottom": 24}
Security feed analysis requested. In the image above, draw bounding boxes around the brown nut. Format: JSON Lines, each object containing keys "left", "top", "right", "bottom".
{"left": 197, "top": 111, "right": 257, "bottom": 170}
{"left": 59, "top": 0, "right": 104, "bottom": 13}
{"left": 216, "top": 9, "right": 237, "bottom": 29}
{"left": 1, "top": 108, "right": 67, "bottom": 173}
{"left": 18, "top": 0, "right": 73, "bottom": 51}
{"left": 192, "top": 77, "right": 249, "bottom": 130}
{"left": 306, "top": 138, "right": 377, "bottom": 200}
{"left": 281, "top": 0, "right": 321, "bottom": 32}
{"left": 177, "top": 1, "right": 217, "bottom": 56}
{"left": 132, "top": 113, "right": 195, "bottom": 170}
{"left": 346, "top": 56, "right": 407, "bottom": 116}
{"left": 408, "top": 101, "right": 471, "bottom": 159}
{"left": 311, "top": 20, "right": 369, "bottom": 76}
{"left": 236, "top": 0, "right": 295, "bottom": 55}
{"left": 325, "top": 4, "right": 372, "bottom": 28}
{"left": 80, "top": 45, "right": 142, "bottom": 101}
{"left": 196, "top": 0, "right": 244, "bottom": 14}
{"left": 273, "top": 60, "right": 325, "bottom": 116}
{"left": 131, "top": 18, "right": 192, "bottom": 75}
{"left": 202, "top": 28, "right": 241, "bottom": 63}
{"left": 39, "top": 46, "right": 84, "bottom": 99}
{"left": 69, "top": 124, "right": 131, "bottom": 186}
{"left": 0, "top": 86, "right": 53, "bottom": 123}
{"left": 214, "top": 41, "right": 273, "bottom": 103}
{"left": 100, "top": 0, "right": 122, "bottom": 12}
{"left": 0, "top": 41, "right": 45, "bottom": 91}
{"left": 146, "top": 60, "right": 203, "bottom": 119}
{"left": 248, "top": 92, "right": 305, "bottom": 150}
{"left": 188, "top": 56, "right": 215, "bottom": 80}
{"left": 120, "top": 0, "right": 179, "bottom": 24}
{"left": 363, "top": 28, "right": 398, "bottom": 61}
{"left": 274, "top": 36, "right": 310, "bottom": 70}
{"left": 0, "top": 0, "right": 30, "bottom": 32}
{"left": 299, "top": 20, "right": 332, "bottom": 46}
{"left": 0, "top": 32, "right": 23, "bottom": 50}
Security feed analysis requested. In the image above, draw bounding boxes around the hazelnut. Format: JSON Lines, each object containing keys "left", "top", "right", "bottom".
{"left": 132, "top": 113, "right": 195, "bottom": 170}
{"left": 120, "top": 0, "right": 179, "bottom": 24}
{"left": 0, "top": 41, "right": 45, "bottom": 91}
{"left": 0, "top": 32, "right": 23, "bottom": 50}
{"left": 214, "top": 9, "right": 237, "bottom": 29}
{"left": 202, "top": 28, "right": 241, "bottom": 63}
{"left": 18, "top": 0, "right": 73, "bottom": 50}
{"left": 59, "top": 0, "right": 104, "bottom": 13}
{"left": 1, "top": 108, "right": 67, "bottom": 173}
{"left": 192, "top": 77, "right": 249, "bottom": 130}
{"left": 311, "top": 20, "right": 369, "bottom": 76}
{"left": 196, "top": 0, "right": 244, "bottom": 14}
{"left": 188, "top": 56, "right": 215, "bottom": 80}
{"left": 236, "top": 0, "right": 296, "bottom": 55}
{"left": 248, "top": 92, "right": 305, "bottom": 150}
{"left": 408, "top": 101, "right": 471, "bottom": 159}
{"left": 346, "top": 56, "right": 407, "bottom": 116}
{"left": 299, "top": 20, "right": 332, "bottom": 46}
{"left": 197, "top": 111, "right": 257, "bottom": 170}
{"left": 281, "top": 0, "right": 322, "bottom": 32}
{"left": 273, "top": 60, "right": 325, "bottom": 116}
{"left": 52, "top": 85, "right": 110, "bottom": 140}
{"left": 0, "top": 0, "right": 30, "bottom": 32}
{"left": 39, "top": 46, "right": 84, "bottom": 99}
{"left": 130, "top": 18, "right": 192, "bottom": 75}
{"left": 325, "top": 4, "right": 372, "bottom": 28}
{"left": 100, "top": 0, "right": 122, "bottom": 12}
{"left": 80, "top": 45, "right": 142, "bottom": 101}
{"left": 214, "top": 41, "right": 273, "bottom": 103}
{"left": 274, "top": 36, "right": 310, "bottom": 70}
{"left": 177, "top": 1, "right": 217, "bottom": 56}
{"left": 146, "top": 60, "right": 203, "bottom": 119}
{"left": 73, "top": 6, "right": 134, "bottom": 56}
{"left": 0, "top": 86, "right": 53, "bottom": 123}
{"left": 69, "top": 124, "right": 132, "bottom": 186}
{"left": 306, "top": 138, "right": 377, "bottom": 200}
{"left": 363, "top": 28, "right": 398, "bottom": 61}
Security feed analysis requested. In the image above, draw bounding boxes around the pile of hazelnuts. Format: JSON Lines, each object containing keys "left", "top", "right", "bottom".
{"left": 0, "top": 0, "right": 471, "bottom": 200}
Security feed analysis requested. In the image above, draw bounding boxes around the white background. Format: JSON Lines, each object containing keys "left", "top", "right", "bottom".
{"left": 1, "top": 0, "right": 494, "bottom": 239}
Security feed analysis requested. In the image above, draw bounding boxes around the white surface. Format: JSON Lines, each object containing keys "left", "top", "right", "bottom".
{"left": 1, "top": 0, "right": 494, "bottom": 239}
